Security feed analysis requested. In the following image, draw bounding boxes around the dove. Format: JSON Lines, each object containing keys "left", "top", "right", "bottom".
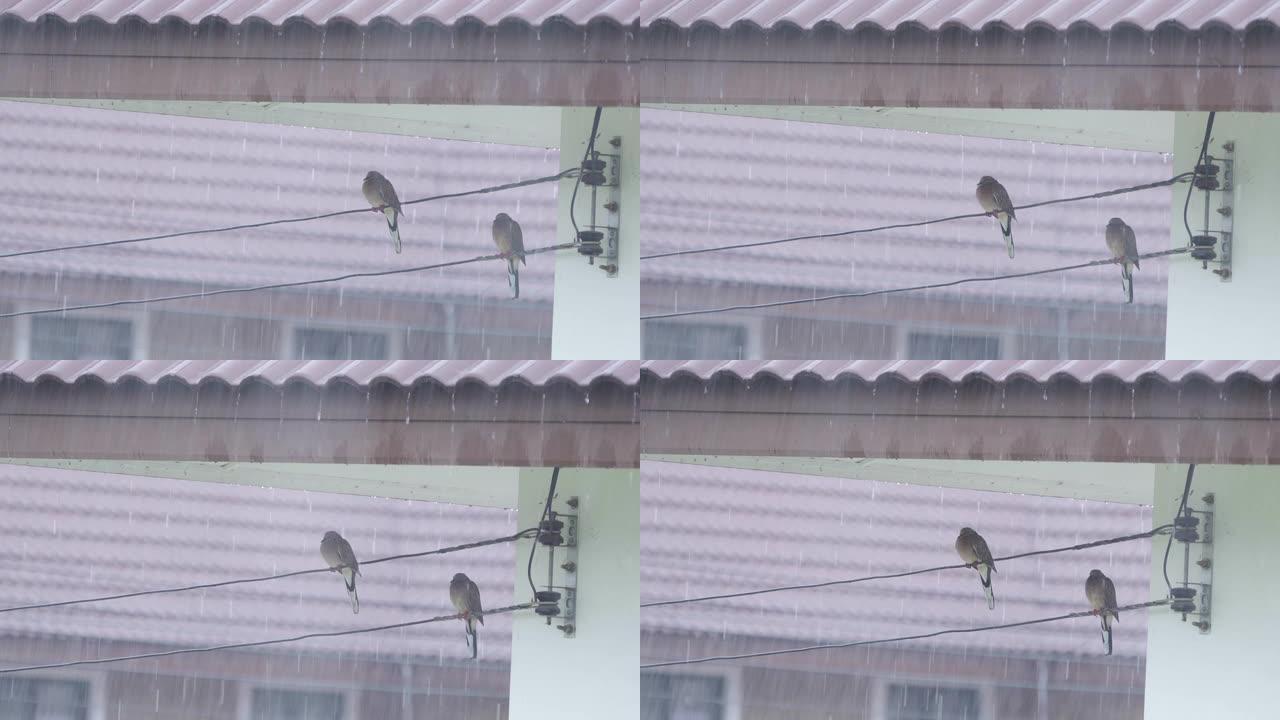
{"left": 449, "top": 572, "right": 485, "bottom": 659}
{"left": 955, "top": 527, "right": 997, "bottom": 610}
{"left": 492, "top": 213, "right": 526, "bottom": 299}
{"left": 320, "top": 531, "right": 361, "bottom": 614}
{"left": 1105, "top": 217, "right": 1140, "bottom": 304}
{"left": 976, "top": 176, "right": 1017, "bottom": 258}
{"left": 1086, "top": 569, "right": 1119, "bottom": 656}
{"left": 361, "top": 171, "right": 403, "bottom": 253}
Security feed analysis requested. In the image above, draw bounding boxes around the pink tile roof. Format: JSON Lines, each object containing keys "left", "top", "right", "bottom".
{"left": 642, "top": 0, "right": 1280, "bottom": 30}
{"left": 642, "top": 360, "right": 1280, "bottom": 385}
{"left": 642, "top": 459, "right": 1154, "bottom": 658}
{"left": 0, "top": 0, "right": 640, "bottom": 26}
{"left": 0, "top": 360, "right": 640, "bottom": 388}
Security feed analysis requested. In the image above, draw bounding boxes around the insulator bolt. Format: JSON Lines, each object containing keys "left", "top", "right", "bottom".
{"left": 1196, "top": 558, "right": 1212, "bottom": 569}
{"left": 562, "top": 561, "right": 577, "bottom": 572}
{"left": 1203, "top": 493, "right": 1215, "bottom": 505}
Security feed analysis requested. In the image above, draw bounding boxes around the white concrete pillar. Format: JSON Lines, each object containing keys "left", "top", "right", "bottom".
{"left": 1144, "top": 464, "right": 1280, "bottom": 717}
{"left": 509, "top": 467, "right": 639, "bottom": 720}
{"left": 1166, "top": 112, "right": 1280, "bottom": 357}
{"left": 551, "top": 107, "right": 641, "bottom": 359}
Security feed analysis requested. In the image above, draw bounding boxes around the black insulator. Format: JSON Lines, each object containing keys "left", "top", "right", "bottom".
{"left": 534, "top": 590, "right": 562, "bottom": 617}
{"left": 577, "top": 230, "right": 604, "bottom": 243}
{"left": 1193, "top": 176, "right": 1220, "bottom": 190}
{"left": 1190, "top": 247, "right": 1217, "bottom": 262}
{"left": 1174, "top": 515, "right": 1200, "bottom": 529}
{"left": 1194, "top": 163, "right": 1220, "bottom": 176}
{"left": 540, "top": 519, "right": 565, "bottom": 531}
{"left": 535, "top": 590, "right": 561, "bottom": 602}
{"left": 1171, "top": 598, "right": 1197, "bottom": 614}
{"left": 1190, "top": 235, "right": 1218, "bottom": 247}
{"left": 1170, "top": 587, "right": 1198, "bottom": 600}
{"left": 1174, "top": 527, "right": 1201, "bottom": 542}
{"left": 537, "top": 531, "right": 564, "bottom": 546}
{"left": 581, "top": 159, "right": 607, "bottom": 172}
{"left": 581, "top": 171, "right": 608, "bottom": 186}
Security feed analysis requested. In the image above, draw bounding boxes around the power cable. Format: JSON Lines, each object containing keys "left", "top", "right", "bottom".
{"left": 642, "top": 525, "right": 1171, "bottom": 608}
{"left": 642, "top": 174, "right": 1193, "bottom": 261}
{"left": 640, "top": 599, "right": 1170, "bottom": 669}
{"left": 1162, "top": 464, "right": 1197, "bottom": 593}
{"left": 0, "top": 170, "right": 578, "bottom": 261}
{"left": 0, "top": 529, "right": 536, "bottom": 615}
{"left": 526, "top": 467, "right": 561, "bottom": 599}
{"left": 0, "top": 602, "right": 535, "bottom": 675}
{"left": 0, "top": 242, "right": 575, "bottom": 320}
{"left": 569, "top": 107, "right": 605, "bottom": 239}
{"left": 642, "top": 246, "right": 1189, "bottom": 321}
{"left": 1182, "top": 113, "right": 1216, "bottom": 243}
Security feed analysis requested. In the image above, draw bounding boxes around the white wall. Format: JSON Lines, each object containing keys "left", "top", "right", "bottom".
{"left": 509, "top": 467, "right": 640, "bottom": 720}
{"left": 1145, "top": 464, "right": 1280, "bottom": 717}
{"left": 551, "top": 107, "right": 641, "bottom": 359}
{"left": 1166, "top": 112, "right": 1280, "bottom": 357}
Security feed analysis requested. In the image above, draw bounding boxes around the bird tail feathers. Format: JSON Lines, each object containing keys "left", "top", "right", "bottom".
{"left": 979, "top": 566, "right": 995, "bottom": 610}
{"left": 1101, "top": 624, "right": 1113, "bottom": 656}
{"left": 385, "top": 210, "right": 401, "bottom": 254}
{"left": 507, "top": 258, "right": 520, "bottom": 299}
{"left": 1001, "top": 217, "right": 1015, "bottom": 258}
{"left": 1122, "top": 268, "right": 1134, "bottom": 304}
{"left": 341, "top": 568, "right": 359, "bottom": 614}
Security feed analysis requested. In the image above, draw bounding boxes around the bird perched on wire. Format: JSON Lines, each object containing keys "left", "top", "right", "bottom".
{"left": 976, "top": 176, "right": 1017, "bottom": 259}
{"left": 1105, "top": 217, "right": 1140, "bottom": 304}
{"left": 320, "top": 531, "right": 361, "bottom": 614}
{"left": 1086, "top": 569, "right": 1119, "bottom": 655}
{"left": 449, "top": 573, "right": 485, "bottom": 659}
{"left": 955, "top": 527, "right": 997, "bottom": 610}
{"left": 492, "top": 213, "right": 526, "bottom": 299}
{"left": 361, "top": 171, "right": 403, "bottom": 254}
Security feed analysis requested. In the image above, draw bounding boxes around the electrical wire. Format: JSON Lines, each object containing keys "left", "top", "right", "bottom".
{"left": 0, "top": 170, "right": 578, "bottom": 261}
{"left": 640, "top": 599, "right": 1170, "bottom": 669}
{"left": 642, "top": 174, "right": 1193, "bottom": 261}
{"left": 642, "top": 246, "right": 1189, "bottom": 321}
{"left": 0, "top": 242, "right": 576, "bottom": 320}
{"left": 0, "top": 529, "right": 537, "bottom": 615}
{"left": 0, "top": 602, "right": 535, "bottom": 675}
{"left": 1162, "top": 464, "right": 1197, "bottom": 593}
{"left": 569, "top": 106, "right": 604, "bottom": 239}
{"left": 642, "top": 525, "right": 1171, "bottom": 608}
{"left": 526, "top": 467, "right": 561, "bottom": 599}
{"left": 1182, "top": 113, "right": 1217, "bottom": 243}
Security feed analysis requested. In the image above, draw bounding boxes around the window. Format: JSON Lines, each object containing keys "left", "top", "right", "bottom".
{"left": 645, "top": 321, "right": 748, "bottom": 359}
{"left": 906, "top": 331, "right": 1000, "bottom": 360}
{"left": 29, "top": 316, "right": 132, "bottom": 359}
{"left": 885, "top": 684, "right": 980, "bottom": 720}
{"left": 641, "top": 672, "right": 726, "bottom": 720}
{"left": 293, "top": 327, "right": 388, "bottom": 359}
{"left": 0, "top": 677, "right": 89, "bottom": 720}
{"left": 250, "top": 688, "right": 344, "bottom": 720}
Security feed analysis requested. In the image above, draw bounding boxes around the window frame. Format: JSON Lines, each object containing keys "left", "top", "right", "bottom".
{"left": 874, "top": 676, "right": 993, "bottom": 720}
{"left": 641, "top": 666, "right": 742, "bottom": 720}
{"left": 236, "top": 682, "right": 358, "bottom": 720}
{"left": 0, "top": 669, "right": 107, "bottom": 720}
{"left": 899, "top": 323, "right": 1008, "bottom": 360}
{"left": 14, "top": 305, "right": 146, "bottom": 360}
{"left": 281, "top": 320, "right": 401, "bottom": 360}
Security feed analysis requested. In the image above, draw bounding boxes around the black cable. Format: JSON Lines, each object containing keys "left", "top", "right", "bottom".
{"left": 642, "top": 246, "right": 1190, "bottom": 321}
{"left": 642, "top": 173, "right": 1193, "bottom": 261}
{"left": 1162, "top": 464, "right": 1197, "bottom": 593}
{"left": 0, "top": 169, "right": 578, "bottom": 261}
{"left": 569, "top": 106, "right": 605, "bottom": 239}
{"left": 0, "top": 602, "right": 535, "bottom": 675}
{"left": 643, "top": 525, "right": 1171, "bottom": 608}
{"left": 1182, "top": 113, "right": 1217, "bottom": 243}
{"left": 526, "top": 467, "right": 561, "bottom": 599}
{"left": 641, "top": 599, "right": 1170, "bottom": 669}
{"left": 0, "top": 529, "right": 536, "bottom": 615}
{"left": 0, "top": 242, "right": 576, "bottom": 320}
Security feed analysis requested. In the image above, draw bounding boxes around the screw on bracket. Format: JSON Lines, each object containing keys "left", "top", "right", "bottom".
{"left": 556, "top": 623, "right": 575, "bottom": 634}
{"left": 566, "top": 496, "right": 579, "bottom": 509}
{"left": 1192, "top": 621, "right": 1211, "bottom": 632}
{"left": 561, "top": 561, "right": 577, "bottom": 572}
{"left": 604, "top": 201, "right": 619, "bottom": 212}
{"left": 1203, "top": 493, "right": 1215, "bottom": 505}
{"left": 1197, "top": 558, "right": 1212, "bottom": 569}
{"left": 609, "top": 136, "right": 622, "bottom": 148}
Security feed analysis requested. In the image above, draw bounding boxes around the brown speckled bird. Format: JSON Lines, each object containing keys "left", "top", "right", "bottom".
{"left": 1105, "top": 217, "right": 1140, "bottom": 304}
{"left": 361, "top": 171, "right": 403, "bottom": 253}
{"left": 449, "top": 572, "right": 485, "bottom": 659}
{"left": 1086, "top": 569, "right": 1119, "bottom": 655}
{"left": 976, "top": 176, "right": 1017, "bottom": 259}
{"left": 955, "top": 527, "right": 997, "bottom": 610}
{"left": 320, "top": 531, "right": 361, "bottom": 614}
{"left": 491, "top": 213, "right": 526, "bottom": 299}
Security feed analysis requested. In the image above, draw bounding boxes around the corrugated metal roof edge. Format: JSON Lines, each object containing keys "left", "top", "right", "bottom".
{"left": 0, "top": 13, "right": 639, "bottom": 30}
{"left": 643, "top": 17, "right": 1280, "bottom": 33}
{"left": 641, "top": 365, "right": 1280, "bottom": 387}
{"left": 0, "top": 371, "right": 638, "bottom": 391}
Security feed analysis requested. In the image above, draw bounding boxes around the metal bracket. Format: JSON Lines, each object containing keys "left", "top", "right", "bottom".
{"left": 1192, "top": 141, "right": 1234, "bottom": 282}
{"left": 538, "top": 496, "right": 579, "bottom": 638}
{"left": 1173, "top": 492, "right": 1214, "bottom": 635}
{"left": 574, "top": 137, "right": 622, "bottom": 278}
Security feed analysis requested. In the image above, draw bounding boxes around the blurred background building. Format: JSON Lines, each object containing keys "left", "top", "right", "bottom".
{"left": 641, "top": 461, "right": 1151, "bottom": 720}
{"left": 641, "top": 108, "right": 1172, "bottom": 360}
{"left": 0, "top": 101, "right": 561, "bottom": 360}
